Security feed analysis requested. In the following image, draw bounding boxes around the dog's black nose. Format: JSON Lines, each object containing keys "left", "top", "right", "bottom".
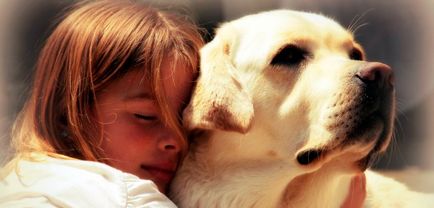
{"left": 356, "top": 62, "right": 394, "bottom": 88}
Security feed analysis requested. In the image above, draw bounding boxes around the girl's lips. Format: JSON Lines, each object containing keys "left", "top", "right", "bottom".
{"left": 140, "top": 164, "right": 176, "bottom": 184}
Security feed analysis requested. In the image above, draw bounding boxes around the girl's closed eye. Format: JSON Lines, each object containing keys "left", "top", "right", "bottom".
{"left": 134, "top": 113, "right": 158, "bottom": 122}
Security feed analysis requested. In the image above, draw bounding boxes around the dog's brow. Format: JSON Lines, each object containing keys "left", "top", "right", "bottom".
{"left": 273, "top": 39, "right": 311, "bottom": 56}
{"left": 288, "top": 38, "right": 312, "bottom": 48}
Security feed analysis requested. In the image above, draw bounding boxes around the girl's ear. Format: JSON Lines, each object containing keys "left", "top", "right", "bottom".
{"left": 182, "top": 27, "right": 254, "bottom": 134}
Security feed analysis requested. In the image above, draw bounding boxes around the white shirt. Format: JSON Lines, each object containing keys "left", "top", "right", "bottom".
{"left": 0, "top": 155, "right": 177, "bottom": 208}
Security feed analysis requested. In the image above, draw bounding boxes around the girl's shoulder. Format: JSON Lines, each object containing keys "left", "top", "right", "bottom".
{"left": 0, "top": 155, "right": 177, "bottom": 207}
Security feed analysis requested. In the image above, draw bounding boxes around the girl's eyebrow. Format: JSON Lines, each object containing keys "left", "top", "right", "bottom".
{"left": 124, "top": 91, "right": 153, "bottom": 101}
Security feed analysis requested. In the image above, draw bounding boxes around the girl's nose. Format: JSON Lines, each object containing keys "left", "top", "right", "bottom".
{"left": 158, "top": 130, "right": 182, "bottom": 153}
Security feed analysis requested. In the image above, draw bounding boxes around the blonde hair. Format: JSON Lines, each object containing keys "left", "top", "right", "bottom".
{"left": 11, "top": 0, "right": 204, "bottom": 161}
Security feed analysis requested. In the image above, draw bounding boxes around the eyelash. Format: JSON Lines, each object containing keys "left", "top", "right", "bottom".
{"left": 134, "top": 114, "right": 157, "bottom": 122}
{"left": 271, "top": 44, "right": 309, "bottom": 68}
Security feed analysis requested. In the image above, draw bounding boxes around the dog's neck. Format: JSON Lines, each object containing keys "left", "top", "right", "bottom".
{"left": 281, "top": 165, "right": 353, "bottom": 208}
{"left": 172, "top": 147, "right": 292, "bottom": 207}
{"left": 171, "top": 131, "right": 354, "bottom": 208}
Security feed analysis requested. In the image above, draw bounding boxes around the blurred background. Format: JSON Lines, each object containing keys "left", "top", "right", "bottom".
{"left": 1, "top": 0, "right": 433, "bottom": 191}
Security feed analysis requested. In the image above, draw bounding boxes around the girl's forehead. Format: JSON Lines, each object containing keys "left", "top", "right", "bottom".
{"left": 95, "top": 69, "right": 149, "bottom": 100}
{"left": 99, "top": 60, "right": 193, "bottom": 100}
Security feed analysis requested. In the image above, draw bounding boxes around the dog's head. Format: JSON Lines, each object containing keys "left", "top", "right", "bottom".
{"left": 184, "top": 10, "right": 395, "bottom": 174}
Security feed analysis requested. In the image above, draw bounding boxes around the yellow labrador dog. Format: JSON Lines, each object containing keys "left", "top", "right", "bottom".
{"left": 170, "top": 10, "right": 434, "bottom": 207}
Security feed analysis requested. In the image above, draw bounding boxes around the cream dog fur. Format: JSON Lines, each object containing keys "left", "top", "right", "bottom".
{"left": 170, "top": 10, "right": 434, "bottom": 208}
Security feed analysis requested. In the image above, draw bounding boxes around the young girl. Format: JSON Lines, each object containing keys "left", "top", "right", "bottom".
{"left": 0, "top": 0, "right": 203, "bottom": 207}
{"left": 0, "top": 1, "right": 366, "bottom": 207}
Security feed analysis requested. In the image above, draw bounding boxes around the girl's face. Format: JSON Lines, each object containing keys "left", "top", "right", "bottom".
{"left": 93, "top": 60, "right": 194, "bottom": 193}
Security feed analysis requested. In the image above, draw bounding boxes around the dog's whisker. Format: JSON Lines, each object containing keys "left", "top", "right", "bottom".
{"left": 347, "top": 8, "right": 373, "bottom": 31}
{"left": 351, "top": 23, "right": 369, "bottom": 37}
{"left": 388, "top": 132, "right": 400, "bottom": 166}
{"left": 347, "top": 8, "right": 374, "bottom": 36}
{"left": 389, "top": 99, "right": 410, "bottom": 168}
{"left": 348, "top": 14, "right": 361, "bottom": 33}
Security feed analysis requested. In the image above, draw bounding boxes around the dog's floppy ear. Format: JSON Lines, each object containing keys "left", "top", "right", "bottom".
{"left": 183, "top": 28, "right": 254, "bottom": 133}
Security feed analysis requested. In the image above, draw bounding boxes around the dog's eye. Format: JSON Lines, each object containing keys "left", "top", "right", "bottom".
{"left": 349, "top": 48, "right": 363, "bottom": 60}
{"left": 271, "top": 45, "right": 308, "bottom": 67}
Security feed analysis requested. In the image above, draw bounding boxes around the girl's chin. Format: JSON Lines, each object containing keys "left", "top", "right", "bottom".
{"left": 137, "top": 168, "right": 173, "bottom": 193}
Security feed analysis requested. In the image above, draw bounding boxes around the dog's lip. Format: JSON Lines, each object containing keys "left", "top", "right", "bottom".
{"left": 296, "top": 149, "right": 325, "bottom": 165}
{"left": 356, "top": 151, "right": 383, "bottom": 171}
{"left": 296, "top": 112, "right": 386, "bottom": 167}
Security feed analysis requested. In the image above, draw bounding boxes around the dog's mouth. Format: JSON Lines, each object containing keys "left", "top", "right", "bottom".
{"left": 295, "top": 73, "right": 395, "bottom": 170}
{"left": 295, "top": 114, "right": 388, "bottom": 170}
{"left": 296, "top": 149, "right": 324, "bottom": 165}
{"left": 296, "top": 108, "right": 393, "bottom": 170}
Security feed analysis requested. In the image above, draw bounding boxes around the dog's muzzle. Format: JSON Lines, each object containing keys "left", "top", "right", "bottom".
{"left": 349, "top": 62, "right": 394, "bottom": 145}
{"left": 296, "top": 62, "right": 395, "bottom": 168}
